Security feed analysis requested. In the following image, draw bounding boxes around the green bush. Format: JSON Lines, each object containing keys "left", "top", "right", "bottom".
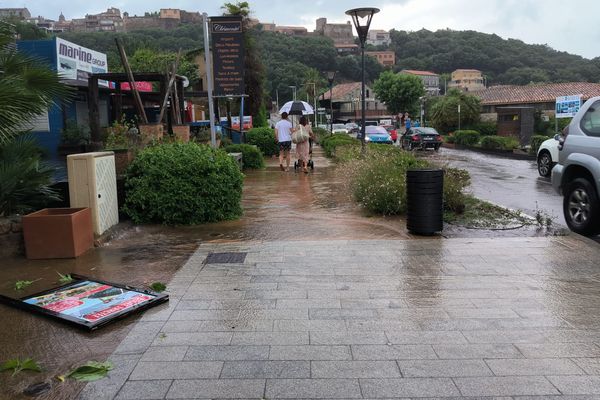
{"left": 224, "top": 144, "right": 264, "bottom": 169}
{"left": 312, "top": 127, "right": 329, "bottom": 144}
{"left": 453, "top": 130, "right": 481, "bottom": 146}
{"left": 0, "top": 135, "right": 60, "bottom": 216}
{"left": 444, "top": 135, "right": 455, "bottom": 144}
{"left": 529, "top": 134, "right": 553, "bottom": 155}
{"left": 472, "top": 121, "right": 497, "bottom": 136}
{"left": 480, "top": 135, "right": 520, "bottom": 150}
{"left": 123, "top": 142, "right": 243, "bottom": 225}
{"left": 246, "top": 127, "right": 278, "bottom": 157}
{"left": 345, "top": 148, "right": 470, "bottom": 216}
{"left": 320, "top": 134, "right": 357, "bottom": 158}
{"left": 61, "top": 120, "right": 90, "bottom": 145}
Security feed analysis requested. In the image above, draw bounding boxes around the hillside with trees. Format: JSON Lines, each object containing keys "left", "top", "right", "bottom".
{"left": 387, "top": 29, "right": 600, "bottom": 85}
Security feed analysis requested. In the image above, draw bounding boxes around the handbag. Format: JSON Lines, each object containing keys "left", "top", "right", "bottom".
{"left": 292, "top": 126, "right": 309, "bottom": 144}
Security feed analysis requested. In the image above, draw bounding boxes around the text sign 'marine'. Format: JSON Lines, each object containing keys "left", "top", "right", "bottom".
{"left": 210, "top": 16, "right": 245, "bottom": 97}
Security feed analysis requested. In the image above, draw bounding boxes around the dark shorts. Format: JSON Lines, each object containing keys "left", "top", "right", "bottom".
{"left": 279, "top": 141, "right": 291, "bottom": 152}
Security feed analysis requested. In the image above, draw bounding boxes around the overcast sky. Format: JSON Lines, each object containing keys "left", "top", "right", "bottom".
{"left": 7, "top": 0, "right": 600, "bottom": 59}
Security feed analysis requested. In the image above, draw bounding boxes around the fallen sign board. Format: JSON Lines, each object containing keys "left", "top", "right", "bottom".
{"left": 0, "top": 274, "right": 168, "bottom": 331}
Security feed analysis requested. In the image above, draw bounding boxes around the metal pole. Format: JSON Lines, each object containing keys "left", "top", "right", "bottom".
{"left": 329, "top": 85, "right": 333, "bottom": 134}
{"left": 239, "top": 96, "right": 244, "bottom": 143}
{"left": 202, "top": 13, "right": 217, "bottom": 148}
{"left": 276, "top": 89, "right": 279, "bottom": 111}
{"left": 458, "top": 103, "right": 461, "bottom": 132}
{"left": 360, "top": 44, "right": 366, "bottom": 155}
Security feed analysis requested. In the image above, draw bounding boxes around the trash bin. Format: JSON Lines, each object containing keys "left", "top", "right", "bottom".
{"left": 406, "top": 169, "right": 444, "bottom": 235}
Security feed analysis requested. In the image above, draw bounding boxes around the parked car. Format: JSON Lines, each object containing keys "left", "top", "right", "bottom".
{"left": 552, "top": 95, "right": 600, "bottom": 236}
{"left": 400, "top": 127, "right": 443, "bottom": 151}
{"left": 345, "top": 122, "right": 359, "bottom": 134}
{"left": 359, "top": 125, "right": 393, "bottom": 144}
{"left": 332, "top": 124, "right": 349, "bottom": 134}
{"left": 536, "top": 137, "right": 559, "bottom": 177}
{"left": 380, "top": 124, "right": 398, "bottom": 142}
{"left": 363, "top": 120, "right": 379, "bottom": 127}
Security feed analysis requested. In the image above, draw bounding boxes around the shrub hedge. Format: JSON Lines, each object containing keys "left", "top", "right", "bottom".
{"left": 246, "top": 127, "right": 278, "bottom": 157}
{"left": 480, "top": 135, "right": 520, "bottom": 150}
{"left": 123, "top": 142, "right": 243, "bottom": 225}
{"left": 224, "top": 144, "right": 264, "bottom": 169}
{"left": 312, "top": 127, "right": 329, "bottom": 144}
{"left": 320, "top": 134, "right": 357, "bottom": 158}
{"left": 453, "top": 130, "right": 481, "bottom": 146}
{"left": 529, "top": 134, "right": 553, "bottom": 155}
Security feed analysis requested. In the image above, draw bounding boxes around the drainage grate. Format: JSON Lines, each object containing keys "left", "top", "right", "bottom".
{"left": 204, "top": 252, "right": 247, "bottom": 264}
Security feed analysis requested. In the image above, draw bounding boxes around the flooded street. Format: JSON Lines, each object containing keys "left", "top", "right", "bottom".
{"left": 0, "top": 146, "right": 413, "bottom": 399}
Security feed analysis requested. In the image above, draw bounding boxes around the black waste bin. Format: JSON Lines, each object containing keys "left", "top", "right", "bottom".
{"left": 406, "top": 169, "right": 444, "bottom": 235}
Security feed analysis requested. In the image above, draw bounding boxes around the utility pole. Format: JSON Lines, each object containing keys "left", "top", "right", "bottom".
{"left": 202, "top": 13, "right": 217, "bottom": 148}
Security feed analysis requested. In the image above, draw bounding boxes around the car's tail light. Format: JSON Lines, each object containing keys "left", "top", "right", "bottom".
{"left": 411, "top": 135, "right": 419, "bottom": 141}
{"left": 435, "top": 135, "right": 442, "bottom": 141}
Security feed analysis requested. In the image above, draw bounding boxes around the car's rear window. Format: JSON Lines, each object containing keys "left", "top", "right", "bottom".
{"left": 581, "top": 100, "right": 600, "bottom": 137}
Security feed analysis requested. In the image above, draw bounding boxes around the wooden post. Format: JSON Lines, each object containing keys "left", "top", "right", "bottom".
{"left": 115, "top": 38, "right": 148, "bottom": 124}
{"left": 114, "top": 83, "right": 122, "bottom": 122}
{"left": 157, "top": 50, "right": 182, "bottom": 124}
{"left": 88, "top": 76, "right": 102, "bottom": 146}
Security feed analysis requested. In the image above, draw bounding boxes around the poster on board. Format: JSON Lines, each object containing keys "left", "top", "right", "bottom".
{"left": 0, "top": 275, "right": 168, "bottom": 330}
{"left": 210, "top": 16, "right": 245, "bottom": 97}
{"left": 556, "top": 95, "right": 582, "bottom": 119}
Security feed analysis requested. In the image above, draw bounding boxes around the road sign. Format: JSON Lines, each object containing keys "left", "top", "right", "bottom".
{"left": 556, "top": 95, "right": 582, "bottom": 118}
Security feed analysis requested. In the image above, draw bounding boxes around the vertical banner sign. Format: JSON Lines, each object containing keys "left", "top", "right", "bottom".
{"left": 210, "top": 16, "right": 245, "bottom": 97}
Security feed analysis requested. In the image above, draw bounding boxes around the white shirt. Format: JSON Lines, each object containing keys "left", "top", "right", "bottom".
{"left": 275, "top": 119, "right": 293, "bottom": 142}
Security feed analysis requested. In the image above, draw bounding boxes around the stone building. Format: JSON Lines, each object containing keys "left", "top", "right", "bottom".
{"left": 0, "top": 8, "right": 31, "bottom": 20}
{"left": 315, "top": 17, "right": 354, "bottom": 45}
{"left": 366, "top": 51, "right": 395, "bottom": 67}
{"left": 322, "top": 82, "right": 390, "bottom": 122}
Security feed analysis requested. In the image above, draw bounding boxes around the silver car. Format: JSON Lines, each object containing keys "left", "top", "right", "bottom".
{"left": 552, "top": 96, "right": 600, "bottom": 236}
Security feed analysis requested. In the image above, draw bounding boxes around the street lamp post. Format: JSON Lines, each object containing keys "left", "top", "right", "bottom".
{"left": 307, "top": 82, "right": 317, "bottom": 127}
{"left": 346, "top": 7, "right": 379, "bottom": 156}
{"left": 288, "top": 85, "right": 297, "bottom": 101}
{"left": 326, "top": 71, "right": 336, "bottom": 134}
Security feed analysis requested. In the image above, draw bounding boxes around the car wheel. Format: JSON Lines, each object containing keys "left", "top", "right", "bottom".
{"left": 537, "top": 151, "right": 554, "bottom": 177}
{"left": 563, "top": 177, "right": 600, "bottom": 236}
{"left": 408, "top": 142, "right": 413, "bottom": 151}
{"left": 434, "top": 145, "right": 440, "bottom": 152}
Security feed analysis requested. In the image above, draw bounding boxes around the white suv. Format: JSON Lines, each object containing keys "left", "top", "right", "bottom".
{"left": 552, "top": 96, "right": 600, "bottom": 236}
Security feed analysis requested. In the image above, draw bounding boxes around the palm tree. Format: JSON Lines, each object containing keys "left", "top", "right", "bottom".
{"left": 0, "top": 21, "right": 72, "bottom": 144}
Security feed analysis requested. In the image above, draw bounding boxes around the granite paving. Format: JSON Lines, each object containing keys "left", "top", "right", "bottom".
{"left": 79, "top": 236, "right": 600, "bottom": 398}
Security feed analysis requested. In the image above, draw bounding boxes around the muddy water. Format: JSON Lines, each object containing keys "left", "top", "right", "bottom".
{"left": 0, "top": 146, "right": 415, "bottom": 399}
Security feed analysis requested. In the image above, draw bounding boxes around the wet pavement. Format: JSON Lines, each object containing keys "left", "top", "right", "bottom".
{"left": 435, "top": 147, "right": 565, "bottom": 226}
{"left": 2, "top": 144, "right": 600, "bottom": 399}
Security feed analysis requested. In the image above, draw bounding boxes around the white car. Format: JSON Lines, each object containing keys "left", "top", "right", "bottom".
{"left": 332, "top": 124, "right": 349, "bottom": 134}
{"left": 537, "top": 136, "right": 559, "bottom": 177}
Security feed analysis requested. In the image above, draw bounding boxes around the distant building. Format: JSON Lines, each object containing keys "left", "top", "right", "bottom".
{"left": 0, "top": 8, "right": 31, "bottom": 20}
{"left": 322, "top": 82, "right": 389, "bottom": 122}
{"left": 448, "top": 69, "right": 485, "bottom": 92}
{"left": 274, "top": 25, "right": 308, "bottom": 36}
{"left": 366, "top": 51, "right": 395, "bottom": 66}
{"left": 315, "top": 17, "right": 354, "bottom": 45}
{"left": 366, "top": 29, "right": 390, "bottom": 46}
{"left": 335, "top": 44, "right": 359, "bottom": 54}
{"left": 401, "top": 70, "right": 440, "bottom": 96}
{"left": 71, "top": 7, "right": 124, "bottom": 32}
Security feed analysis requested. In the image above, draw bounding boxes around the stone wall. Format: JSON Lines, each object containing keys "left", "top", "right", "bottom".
{"left": 0, "top": 216, "right": 24, "bottom": 258}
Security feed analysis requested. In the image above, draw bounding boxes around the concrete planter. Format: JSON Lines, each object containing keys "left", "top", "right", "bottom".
{"left": 172, "top": 125, "right": 190, "bottom": 143}
{"left": 138, "top": 124, "right": 164, "bottom": 145}
{"left": 109, "top": 148, "right": 134, "bottom": 177}
{"left": 22, "top": 208, "right": 93, "bottom": 259}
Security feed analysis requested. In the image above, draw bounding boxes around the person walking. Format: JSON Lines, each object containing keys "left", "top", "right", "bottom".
{"left": 293, "top": 116, "right": 314, "bottom": 174}
{"left": 405, "top": 115, "right": 412, "bottom": 132}
{"left": 275, "top": 112, "right": 293, "bottom": 171}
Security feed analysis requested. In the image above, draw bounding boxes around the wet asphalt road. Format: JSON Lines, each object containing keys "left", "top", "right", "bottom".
{"left": 437, "top": 147, "right": 566, "bottom": 226}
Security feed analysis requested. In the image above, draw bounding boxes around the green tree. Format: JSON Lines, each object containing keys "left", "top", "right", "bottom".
{"left": 0, "top": 22, "right": 72, "bottom": 143}
{"left": 430, "top": 89, "right": 481, "bottom": 134}
{"left": 113, "top": 49, "right": 200, "bottom": 86}
{"left": 373, "top": 71, "right": 425, "bottom": 115}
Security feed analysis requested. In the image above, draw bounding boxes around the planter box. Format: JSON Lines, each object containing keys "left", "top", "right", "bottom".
{"left": 172, "top": 125, "right": 190, "bottom": 142}
{"left": 109, "top": 148, "right": 134, "bottom": 177}
{"left": 22, "top": 208, "right": 93, "bottom": 259}
{"left": 139, "top": 124, "right": 164, "bottom": 145}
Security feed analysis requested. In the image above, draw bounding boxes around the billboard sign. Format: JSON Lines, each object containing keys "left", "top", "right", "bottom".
{"left": 56, "top": 37, "right": 108, "bottom": 85}
{"left": 556, "top": 95, "right": 582, "bottom": 118}
{"left": 210, "top": 16, "right": 245, "bottom": 97}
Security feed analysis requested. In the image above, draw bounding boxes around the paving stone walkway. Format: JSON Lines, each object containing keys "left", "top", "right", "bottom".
{"left": 80, "top": 235, "right": 600, "bottom": 399}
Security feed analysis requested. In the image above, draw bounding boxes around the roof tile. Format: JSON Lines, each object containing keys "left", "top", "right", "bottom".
{"left": 472, "top": 82, "right": 600, "bottom": 105}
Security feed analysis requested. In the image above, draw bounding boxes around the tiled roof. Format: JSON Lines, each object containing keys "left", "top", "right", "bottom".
{"left": 454, "top": 69, "right": 481, "bottom": 73}
{"left": 472, "top": 82, "right": 600, "bottom": 105}
{"left": 402, "top": 70, "right": 438, "bottom": 77}
{"left": 322, "top": 82, "right": 362, "bottom": 100}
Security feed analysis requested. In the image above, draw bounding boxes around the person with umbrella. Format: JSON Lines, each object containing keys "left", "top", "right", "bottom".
{"left": 275, "top": 112, "right": 293, "bottom": 171}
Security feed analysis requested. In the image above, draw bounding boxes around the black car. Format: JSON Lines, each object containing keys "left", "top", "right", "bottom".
{"left": 400, "top": 127, "right": 443, "bottom": 151}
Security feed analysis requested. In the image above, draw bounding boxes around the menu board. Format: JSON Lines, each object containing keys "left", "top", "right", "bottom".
{"left": 210, "top": 16, "right": 245, "bottom": 97}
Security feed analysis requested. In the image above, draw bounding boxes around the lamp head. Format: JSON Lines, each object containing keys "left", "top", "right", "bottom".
{"left": 345, "top": 7, "right": 379, "bottom": 45}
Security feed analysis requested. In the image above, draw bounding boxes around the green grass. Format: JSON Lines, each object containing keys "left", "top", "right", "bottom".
{"left": 444, "top": 196, "right": 531, "bottom": 229}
